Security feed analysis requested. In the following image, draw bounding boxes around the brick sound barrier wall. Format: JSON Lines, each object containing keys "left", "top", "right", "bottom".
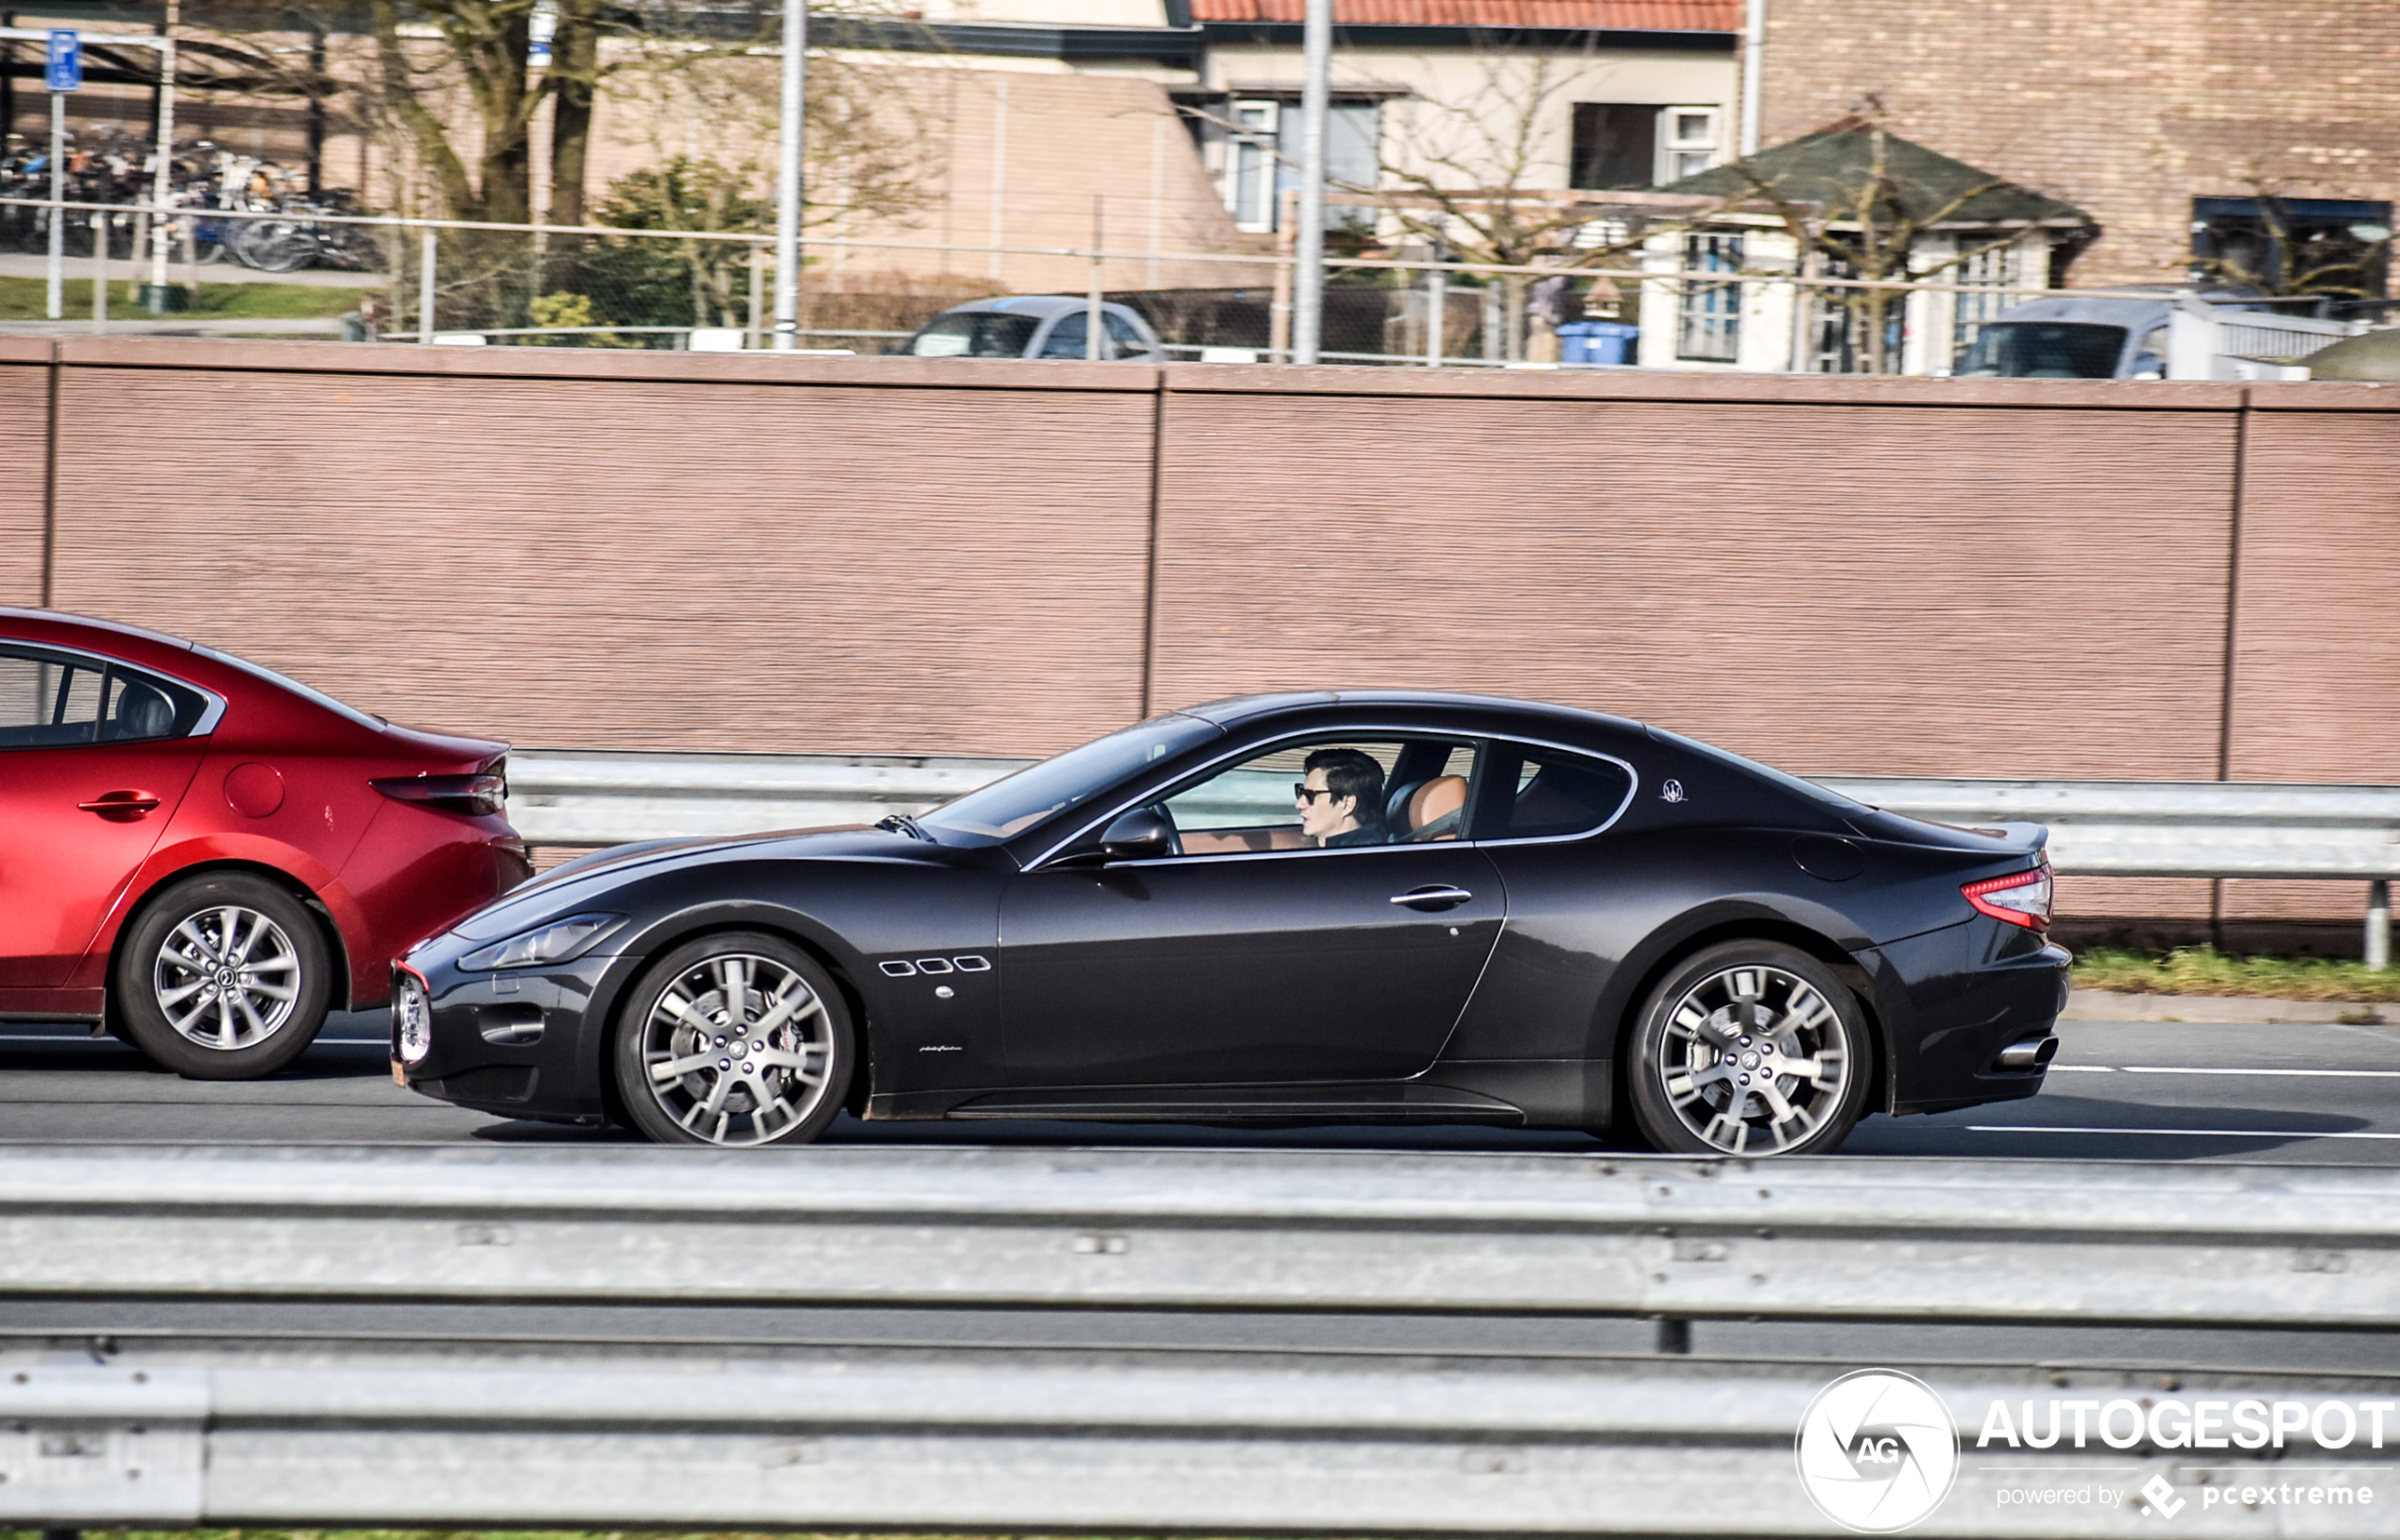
{"left": 6, "top": 339, "right": 2394, "bottom": 928}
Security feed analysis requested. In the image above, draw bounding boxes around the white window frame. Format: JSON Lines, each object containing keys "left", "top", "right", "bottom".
{"left": 1656, "top": 105, "right": 1723, "bottom": 184}
{"left": 1223, "top": 99, "right": 1281, "bottom": 234}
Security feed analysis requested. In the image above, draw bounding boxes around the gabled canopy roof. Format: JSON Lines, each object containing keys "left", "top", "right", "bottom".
{"left": 1660, "top": 118, "right": 2090, "bottom": 227}
{"left": 1189, "top": 0, "right": 1735, "bottom": 27}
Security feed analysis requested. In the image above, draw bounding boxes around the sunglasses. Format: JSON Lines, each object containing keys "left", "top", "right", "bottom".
{"left": 1294, "top": 783, "right": 1342, "bottom": 803}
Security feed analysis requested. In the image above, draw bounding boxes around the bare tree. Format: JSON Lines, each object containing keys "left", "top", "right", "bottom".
{"left": 1710, "top": 106, "right": 2088, "bottom": 374}
{"left": 179, "top": 0, "right": 937, "bottom": 231}
{"left": 1357, "top": 52, "right": 1740, "bottom": 360}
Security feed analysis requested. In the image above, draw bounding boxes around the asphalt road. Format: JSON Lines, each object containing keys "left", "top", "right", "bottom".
{"left": 6, "top": 1011, "right": 2396, "bottom": 1376}
{"left": 2, "top": 1010, "right": 2394, "bottom": 1162}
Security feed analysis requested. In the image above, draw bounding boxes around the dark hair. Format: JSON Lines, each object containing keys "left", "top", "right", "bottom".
{"left": 1304, "top": 747, "right": 1386, "bottom": 826}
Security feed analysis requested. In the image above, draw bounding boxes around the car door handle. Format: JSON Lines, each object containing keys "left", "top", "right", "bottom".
{"left": 78, "top": 793, "right": 162, "bottom": 819}
{"left": 1390, "top": 884, "right": 1474, "bottom": 910}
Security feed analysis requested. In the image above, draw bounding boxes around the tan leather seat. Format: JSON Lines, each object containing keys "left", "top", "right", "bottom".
{"left": 1402, "top": 775, "right": 1466, "bottom": 841}
{"left": 1182, "top": 827, "right": 1309, "bottom": 854}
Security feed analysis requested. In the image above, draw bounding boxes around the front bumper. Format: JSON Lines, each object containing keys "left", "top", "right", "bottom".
{"left": 391, "top": 946, "right": 625, "bottom": 1122}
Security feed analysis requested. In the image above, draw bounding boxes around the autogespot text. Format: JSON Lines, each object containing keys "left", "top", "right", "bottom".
{"left": 1979, "top": 1395, "right": 2399, "bottom": 1451}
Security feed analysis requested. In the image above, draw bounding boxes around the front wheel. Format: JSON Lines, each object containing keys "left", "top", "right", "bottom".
{"left": 613, "top": 933, "right": 854, "bottom": 1146}
{"left": 1624, "top": 941, "right": 1871, "bottom": 1156}
{"left": 113, "top": 873, "right": 333, "bottom": 1079}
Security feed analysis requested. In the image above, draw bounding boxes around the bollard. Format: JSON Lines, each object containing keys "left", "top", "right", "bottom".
{"left": 2371, "top": 880, "right": 2391, "bottom": 973}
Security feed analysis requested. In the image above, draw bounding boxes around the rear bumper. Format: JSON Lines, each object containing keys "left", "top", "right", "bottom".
{"left": 1877, "top": 921, "right": 2072, "bottom": 1116}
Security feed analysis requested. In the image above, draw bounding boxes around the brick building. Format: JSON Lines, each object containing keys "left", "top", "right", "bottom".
{"left": 1750, "top": 0, "right": 2400, "bottom": 295}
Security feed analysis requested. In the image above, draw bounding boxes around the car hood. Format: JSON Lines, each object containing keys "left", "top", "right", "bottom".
{"left": 455, "top": 824, "right": 930, "bottom": 940}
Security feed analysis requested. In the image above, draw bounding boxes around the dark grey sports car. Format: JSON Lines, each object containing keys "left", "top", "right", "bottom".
{"left": 393, "top": 692, "right": 2068, "bottom": 1154}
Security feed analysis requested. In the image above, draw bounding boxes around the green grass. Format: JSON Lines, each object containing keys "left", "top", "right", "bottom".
{"left": 0, "top": 275, "right": 372, "bottom": 320}
{"left": 2071, "top": 945, "right": 2400, "bottom": 1002}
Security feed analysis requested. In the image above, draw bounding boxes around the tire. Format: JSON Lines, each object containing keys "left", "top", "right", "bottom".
{"left": 1624, "top": 940, "right": 1871, "bottom": 1157}
{"left": 230, "top": 219, "right": 314, "bottom": 272}
{"left": 613, "top": 932, "right": 854, "bottom": 1147}
{"left": 113, "top": 872, "right": 334, "bottom": 1080}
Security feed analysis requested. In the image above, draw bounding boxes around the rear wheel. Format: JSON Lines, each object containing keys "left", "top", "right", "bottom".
{"left": 114, "top": 873, "right": 333, "bottom": 1079}
{"left": 1625, "top": 941, "right": 1870, "bottom": 1156}
{"left": 613, "top": 933, "right": 854, "bottom": 1146}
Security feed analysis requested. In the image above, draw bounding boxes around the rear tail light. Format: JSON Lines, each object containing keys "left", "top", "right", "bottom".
{"left": 372, "top": 771, "right": 506, "bottom": 817}
{"left": 1963, "top": 863, "right": 2052, "bottom": 931}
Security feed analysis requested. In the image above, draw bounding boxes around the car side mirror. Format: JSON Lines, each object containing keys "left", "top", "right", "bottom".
{"left": 1099, "top": 806, "right": 1174, "bottom": 862}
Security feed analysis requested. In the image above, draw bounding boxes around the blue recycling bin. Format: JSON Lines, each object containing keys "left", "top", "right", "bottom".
{"left": 1556, "top": 320, "right": 1639, "bottom": 367}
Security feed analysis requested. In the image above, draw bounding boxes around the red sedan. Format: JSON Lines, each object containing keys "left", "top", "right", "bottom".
{"left": 1, "top": 608, "right": 531, "bottom": 1078}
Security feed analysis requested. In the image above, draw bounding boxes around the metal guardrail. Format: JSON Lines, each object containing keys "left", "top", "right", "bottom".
{"left": 6, "top": 1146, "right": 2400, "bottom": 1532}
{"left": 12, "top": 1349, "right": 2397, "bottom": 1534}
{"left": 506, "top": 750, "right": 2400, "bottom": 959}
{"left": 3, "top": 1145, "right": 2396, "bottom": 1323}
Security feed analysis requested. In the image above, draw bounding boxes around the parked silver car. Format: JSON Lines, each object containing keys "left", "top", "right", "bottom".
{"left": 896, "top": 296, "right": 1166, "bottom": 362}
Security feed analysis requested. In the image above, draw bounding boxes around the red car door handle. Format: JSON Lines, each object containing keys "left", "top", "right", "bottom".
{"left": 78, "top": 794, "right": 162, "bottom": 818}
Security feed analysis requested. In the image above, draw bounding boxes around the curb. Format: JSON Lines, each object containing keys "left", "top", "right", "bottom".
{"left": 2061, "top": 989, "right": 2391, "bottom": 1024}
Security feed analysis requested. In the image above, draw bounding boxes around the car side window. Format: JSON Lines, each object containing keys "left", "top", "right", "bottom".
{"left": 1103, "top": 312, "right": 1148, "bottom": 354}
{"left": 1484, "top": 744, "right": 1634, "bottom": 841}
{"left": 0, "top": 645, "right": 106, "bottom": 749}
{"left": 1038, "top": 313, "right": 1100, "bottom": 359}
{"left": 1159, "top": 737, "right": 1480, "bottom": 855}
{"left": 100, "top": 665, "right": 207, "bottom": 743}
{"left": 0, "top": 645, "right": 208, "bottom": 750}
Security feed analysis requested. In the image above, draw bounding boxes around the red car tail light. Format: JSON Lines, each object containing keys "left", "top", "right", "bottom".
{"left": 1963, "top": 863, "right": 2053, "bottom": 931}
{"left": 372, "top": 771, "right": 506, "bottom": 817}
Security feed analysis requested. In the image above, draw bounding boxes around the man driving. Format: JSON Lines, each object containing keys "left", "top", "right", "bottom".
{"left": 1295, "top": 748, "right": 1387, "bottom": 847}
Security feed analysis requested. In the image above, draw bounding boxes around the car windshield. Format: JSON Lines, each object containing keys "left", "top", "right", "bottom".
{"left": 1956, "top": 322, "right": 2129, "bottom": 379}
{"left": 902, "top": 313, "right": 1040, "bottom": 358}
{"left": 1647, "top": 726, "right": 1868, "bottom": 813}
{"left": 919, "top": 713, "right": 1222, "bottom": 844}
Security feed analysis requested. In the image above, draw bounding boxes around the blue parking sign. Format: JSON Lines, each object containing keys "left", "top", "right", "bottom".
{"left": 45, "top": 30, "right": 80, "bottom": 92}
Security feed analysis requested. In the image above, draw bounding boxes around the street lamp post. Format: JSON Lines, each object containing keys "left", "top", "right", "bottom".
{"left": 771, "top": 0, "right": 806, "bottom": 350}
{"left": 1288, "top": 0, "right": 1331, "bottom": 365}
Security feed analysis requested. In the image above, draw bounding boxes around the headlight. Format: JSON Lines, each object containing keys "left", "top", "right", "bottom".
{"left": 457, "top": 912, "right": 625, "bottom": 970}
{"left": 394, "top": 973, "right": 433, "bottom": 1063}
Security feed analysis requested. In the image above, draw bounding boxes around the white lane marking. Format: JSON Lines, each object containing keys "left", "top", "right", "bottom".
{"left": 2117, "top": 1065, "right": 2400, "bottom": 1078}
{"left": 2044, "top": 1065, "right": 2400, "bottom": 1078}
{"left": 1969, "top": 1124, "right": 2400, "bottom": 1140}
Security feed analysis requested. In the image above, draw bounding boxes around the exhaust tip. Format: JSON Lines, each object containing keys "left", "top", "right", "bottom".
{"left": 1996, "top": 1035, "right": 2060, "bottom": 1072}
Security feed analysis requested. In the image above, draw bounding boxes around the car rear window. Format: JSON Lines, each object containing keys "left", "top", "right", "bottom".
{"left": 903, "top": 314, "right": 1040, "bottom": 358}
{"left": 192, "top": 643, "right": 386, "bottom": 729}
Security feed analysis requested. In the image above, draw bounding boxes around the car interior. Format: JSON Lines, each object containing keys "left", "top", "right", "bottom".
{"left": 1166, "top": 739, "right": 1477, "bottom": 855}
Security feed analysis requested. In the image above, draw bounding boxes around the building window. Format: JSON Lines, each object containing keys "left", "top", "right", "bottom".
{"left": 2190, "top": 197, "right": 2392, "bottom": 299}
{"left": 1202, "top": 97, "right": 1381, "bottom": 234}
{"left": 1658, "top": 107, "right": 1721, "bottom": 182}
{"left": 1951, "top": 241, "right": 2018, "bottom": 360}
{"left": 1571, "top": 104, "right": 1723, "bottom": 190}
{"left": 1677, "top": 231, "right": 1742, "bottom": 362}
{"left": 1570, "top": 104, "right": 1656, "bottom": 190}
{"left": 1226, "top": 99, "right": 1279, "bottom": 232}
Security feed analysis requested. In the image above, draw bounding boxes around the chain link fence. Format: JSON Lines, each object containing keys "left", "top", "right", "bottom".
{"left": 3, "top": 197, "right": 2100, "bottom": 371}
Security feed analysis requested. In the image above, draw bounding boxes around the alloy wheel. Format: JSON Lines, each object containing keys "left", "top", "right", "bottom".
{"left": 1654, "top": 963, "right": 1851, "bottom": 1155}
{"left": 153, "top": 905, "right": 303, "bottom": 1052}
{"left": 636, "top": 952, "right": 837, "bottom": 1145}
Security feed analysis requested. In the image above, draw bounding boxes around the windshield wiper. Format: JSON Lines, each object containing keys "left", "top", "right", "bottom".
{"left": 876, "top": 813, "right": 933, "bottom": 842}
